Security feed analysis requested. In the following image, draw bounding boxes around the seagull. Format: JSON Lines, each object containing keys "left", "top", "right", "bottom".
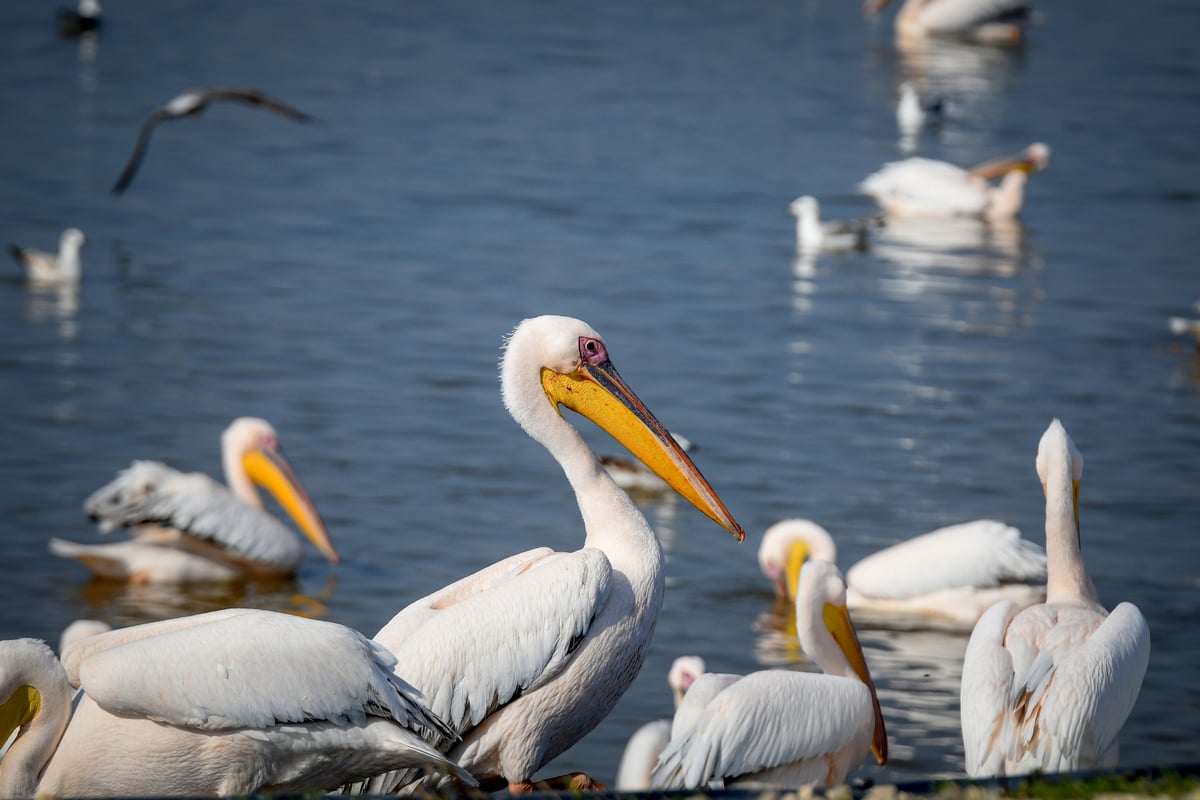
{"left": 8, "top": 228, "right": 85, "bottom": 287}
{"left": 788, "top": 197, "right": 879, "bottom": 254}
{"left": 111, "top": 87, "right": 314, "bottom": 194}
{"left": 896, "top": 81, "right": 945, "bottom": 136}
{"left": 57, "top": 0, "right": 101, "bottom": 37}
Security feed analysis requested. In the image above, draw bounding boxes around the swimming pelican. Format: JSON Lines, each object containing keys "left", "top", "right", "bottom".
{"left": 960, "top": 420, "right": 1150, "bottom": 776}
{"left": 111, "top": 86, "right": 313, "bottom": 194}
{"left": 50, "top": 416, "right": 338, "bottom": 583}
{"left": 652, "top": 560, "right": 887, "bottom": 789}
{"left": 7, "top": 228, "right": 85, "bottom": 287}
{"left": 864, "top": 0, "right": 1033, "bottom": 45}
{"left": 860, "top": 142, "right": 1050, "bottom": 220}
{"left": 759, "top": 518, "right": 1045, "bottom": 630}
{"left": 0, "top": 610, "right": 473, "bottom": 797}
{"left": 788, "top": 197, "right": 878, "bottom": 254}
{"left": 370, "top": 315, "right": 745, "bottom": 793}
{"left": 614, "top": 655, "right": 707, "bottom": 790}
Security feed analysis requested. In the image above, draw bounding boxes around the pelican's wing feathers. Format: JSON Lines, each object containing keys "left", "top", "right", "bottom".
{"left": 861, "top": 158, "right": 987, "bottom": 216}
{"left": 376, "top": 547, "right": 611, "bottom": 735}
{"left": 916, "top": 0, "right": 1029, "bottom": 33}
{"left": 960, "top": 599, "right": 1020, "bottom": 775}
{"left": 847, "top": 520, "right": 1045, "bottom": 599}
{"left": 61, "top": 608, "right": 454, "bottom": 740}
{"left": 83, "top": 460, "right": 300, "bottom": 565}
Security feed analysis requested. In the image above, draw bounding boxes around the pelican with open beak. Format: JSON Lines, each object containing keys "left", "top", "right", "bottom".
{"left": 50, "top": 417, "right": 337, "bottom": 583}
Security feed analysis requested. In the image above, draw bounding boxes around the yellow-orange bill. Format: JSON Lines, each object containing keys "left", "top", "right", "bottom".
{"left": 243, "top": 448, "right": 339, "bottom": 564}
{"left": 823, "top": 601, "right": 888, "bottom": 765}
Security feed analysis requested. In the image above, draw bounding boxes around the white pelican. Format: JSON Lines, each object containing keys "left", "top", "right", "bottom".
{"left": 860, "top": 142, "right": 1050, "bottom": 220}
{"left": 369, "top": 315, "right": 745, "bottom": 793}
{"left": 960, "top": 420, "right": 1150, "bottom": 776}
{"left": 788, "top": 197, "right": 879, "bottom": 255}
{"left": 600, "top": 432, "right": 694, "bottom": 495}
{"left": 111, "top": 87, "right": 313, "bottom": 194}
{"left": 0, "top": 609, "right": 474, "bottom": 797}
{"left": 614, "top": 655, "right": 707, "bottom": 791}
{"left": 7, "top": 229, "right": 85, "bottom": 287}
{"left": 759, "top": 518, "right": 1046, "bottom": 630}
{"left": 57, "top": 620, "right": 111, "bottom": 655}
{"left": 864, "top": 0, "right": 1033, "bottom": 45}
{"left": 50, "top": 416, "right": 338, "bottom": 583}
{"left": 652, "top": 560, "right": 887, "bottom": 789}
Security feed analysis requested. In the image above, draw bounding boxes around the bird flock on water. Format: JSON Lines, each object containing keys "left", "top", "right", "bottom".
{"left": 2, "top": 0, "right": 1159, "bottom": 797}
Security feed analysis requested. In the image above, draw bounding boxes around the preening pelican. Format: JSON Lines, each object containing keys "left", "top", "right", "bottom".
{"left": 50, "top": 416, "right": 338, "bottom": 583}
{"left": 8, "top": 229, "right": 85, "bottom": 287}
{"left": 759, "top": 518, "right": 1046, "bottom": 629}
{"left": 369, "top": 315, "right": 744, "bottom": 793}
{"left": 111, "top": 87, "right": 313, "bottom": 194}
{"left": 960, "top": 420, "right": 1150, "bottom": 776}
{"left": 864, "top": 0, "right": 1033, "bottom": 45}
{"left": 0, "top": 610, "right": 473, "bottom": 797}
{"left": 860, "top": 142, "right": 1050, "bottom": 220}
{"left": 614, "top": 655, "right": 707, "bottom": 791}
{"left": 652, "top": 560, "right": 887, "bottom": 789}
{"left": 788, "top": 197, "right": 878, "bottom": 254}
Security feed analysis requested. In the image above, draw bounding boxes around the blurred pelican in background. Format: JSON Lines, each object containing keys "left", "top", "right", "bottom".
{"left": 864, "top": 0, "right": 1033, "bottom": 45}
{"left": 960, "top": 420, "right": 1150, "bottom": 776}
{"left": 759, "top": 518, "right": 1045, "bottom": 630}
{"left": 652, "top": 560, "right": 886, "bottom": 789}
{"left": 861, "top": 142, "right": 1049, "bottom": 220}
{"left": 0, "top": 609, "right": 472, "bottom": 797}
{"left": 615, "top": 655, "right": 707, "bottom": 790}
{"left": 50, "top": 417, "right": 338, "bottom": 583}
{"left": 368, "top": 316, "right": 744, "bottom": 793}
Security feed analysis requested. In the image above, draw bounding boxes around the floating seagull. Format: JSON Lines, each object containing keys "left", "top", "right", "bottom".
{"left": 57, "top": 0, "right": 101, "bottom": 37}
{"left": 1168, "top": 303, "right": 1200, "bottom": 349}
{"left": 8, "top": 228, "right": 85, "bottom": 287}
{"left": 615, "top": 656, "right": 707, "bottom": 791}
{"left": 111, "top": 87, "right": 314, "bottom": 194}
{"left": 788, "top": 196, "right": 879, "bottom": 254}
{"left": 864, "top": 0, "right": 1033, "bottom": 45}
{"left": 896, "top": 81, "right": 945, "bottom": 136}
{"left": 960, "top": 420, "right": 1150, "bottom": 776}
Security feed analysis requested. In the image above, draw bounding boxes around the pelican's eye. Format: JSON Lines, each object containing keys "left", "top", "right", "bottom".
{"left": 578, "top": 336, "right": 608, "bottom": 367}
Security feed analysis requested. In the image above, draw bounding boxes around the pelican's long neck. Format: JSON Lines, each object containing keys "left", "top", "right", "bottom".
{"left": 222, "top": 442, "right": 263, "bottom": 508}
{"left": 985, "top": 171, "right": 1027, "bottom": 220}
{"left": 0, "top": 645, "right": 73, "bottom": 798}
{"left": 796, "top": 604, "right": 851, "bottom": 679}
{"left": 1043, "top": 441, "right": 1098, "bottom": 606}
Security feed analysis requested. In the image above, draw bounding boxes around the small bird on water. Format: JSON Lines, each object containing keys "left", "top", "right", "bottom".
{"left": 8, "top": 228, "right": 85, "bottom": 287}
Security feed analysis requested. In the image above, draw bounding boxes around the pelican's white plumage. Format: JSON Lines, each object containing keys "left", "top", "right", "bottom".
{"left": 614, "top": 655, "right": 707, "bottom": 791}
{"left": 0, "top": 610, "right": 473, "bottom": 798}
{"left": 860, "top": 142, "right": 1050, "bottom": 220}
{"left": 370, "top": 316, "right": 744, "bottom": 792}
{"left": 960, "top": 420, "right": 1150, "bottom": 777}
{"left": 652, "top": 560, "right": 886, "bottom": 789}
{"left": 50, "top": 417, "right": 338, "bottom": 583}
{"left": 864, "top": 0, "right": 1033, "bottom": 45}
{"left": 788, "top": 196, "right": 876, "bottom": 254}
{"left": 759, "top": 518, "right": 1046, "bottom": 629}
{"left": 7, "top": 228, "right": 85, "bottom": 287}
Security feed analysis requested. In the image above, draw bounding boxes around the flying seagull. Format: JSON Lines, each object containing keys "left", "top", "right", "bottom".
{"left": 111, "top": 87, "right": 314, "bottom": 195}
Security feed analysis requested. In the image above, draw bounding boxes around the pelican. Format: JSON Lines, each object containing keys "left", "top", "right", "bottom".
{"left": 759, "top": 518, "right": 1045, "bottom": 629}
{"left": 788, "top": 197, "right": 878, "bottom": 254}
{"left": 7, "top": 228, "right": 85, "bottom": 287}
{"left": 369, "top": 315, "right": 744, "bottom": 793}
{"left": 600, "top": 432, "right": 695, "bottom": 495}
{"left": 0, "top": 610, "right": 474, "bottom": 797}
{"left": 50, "top": 416, "right": 338, "bottom": 583}
{"left": 863, "top": 0, "right": 1033, "bottom": 45}
{"left": 960, "top": 420, "right": 1150, "bottom": 776}
{"left": 111, "top": 86, "right": 313, "bottom": 194}
{"left": 652, "top": 560, "right": 887, "bottom": 789}
{"left": 614, "top": 656, "right": 706, "bottom": 790}
{"left": 860, "top": 142, "right": 1050, "bottom": 220}
{"left": 57, "top": 621, "right": 111, "bottom": 656}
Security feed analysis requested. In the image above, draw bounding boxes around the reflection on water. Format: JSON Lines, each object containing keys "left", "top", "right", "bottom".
{"left": 25, "top": 285, "right": 80, "bottom": 341}
{"left": 873, "top": 217, "right": 1027, "bottom": 277}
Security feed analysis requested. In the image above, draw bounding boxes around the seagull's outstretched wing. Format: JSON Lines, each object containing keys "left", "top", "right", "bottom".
{"left": 204, "top": 87, "right": 315, "bottom": 123}
{"left": 111, "top": 108, "right": 170, "bottom": 195}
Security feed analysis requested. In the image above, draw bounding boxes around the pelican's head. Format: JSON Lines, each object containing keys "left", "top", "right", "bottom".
{"left": 221, "top": 417, "right": 339, "bottom": 564}
{"left": 1035, "top": 418, "right": 1083, "bottom": 534}
{"left": 667, "top": 655, "right": 706, "bottom": 707}
{"left": 758, "top": 519, "right": 837, "bottom": 601}
{"left": 796, "top": 559, "right": 887, "bottom": 765}
{"left": 972, "top": 142, "right": 1052, "bottom": 180}
{"left": 501, "top": 315, "right": 744, "bottom": 541}
{"left": 862, "top": 0, "right": 895, "bottom": 17}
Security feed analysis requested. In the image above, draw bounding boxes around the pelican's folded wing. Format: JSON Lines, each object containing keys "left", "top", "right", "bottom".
{"left": 916, "top": 0, "right": 1028, "bottom": 33}
{"left": 960, "top": 599, "right": 1020, "bottom": 776}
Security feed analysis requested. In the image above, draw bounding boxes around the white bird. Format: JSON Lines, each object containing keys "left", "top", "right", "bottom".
{"left": 863, "top": 0, "right": 1034, "bottom": 45}
{"left": 788, "top": 196, "right": 878, "bottom": 254}
{"left": 614, "top": 655, "right": 707, "bottom": 791}
{"left": 7, "top": 229, "right": 85, "bottom": 287}
{"left": 860, "top": 142, "right": 1050, "bottom": 220}
{"left": 57, "top": 620, "right": 111, "bottom": 655}
{"left": 960, "top": 420, "right": 1150, "bottom": 777}
{"left": 652, "top": 560, "right": 887, "bottom": 789}
{"left": 0, "top": 609, "right": 474, "bottom": 798}
{"left": 111, "top": 87, "right": 313, "bottom": 194}
{"left": 1168, "top": 307, "right": 1200, "bottom": 350}
{"left": 896, "top": 81, "right": 945, "bottom": 136}
{"left": 369, "top": 315, "right": 745, "bottom": 793}
{"left": 600, "top": 432, "right": 695, "bottom": 495}
{"left": 50, "top": 416, "right": 339, "bottom": 583}
{"left": 759, "top": 518, "right": 1046, "bottom": 630}
{"left": 56, "top": 0, "right": 101, "bottom": 37}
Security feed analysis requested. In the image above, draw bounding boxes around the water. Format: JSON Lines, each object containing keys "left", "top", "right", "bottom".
{"left": 2, "top": 0, "right": 1198, "bottom": 787}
